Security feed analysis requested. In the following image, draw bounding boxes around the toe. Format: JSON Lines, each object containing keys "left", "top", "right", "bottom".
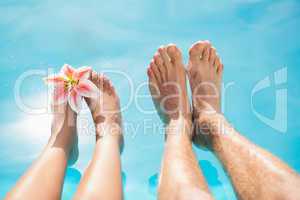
{"left": 91, "top": 71, "right": 99, "bottom": 84}
{"left": 202, "top": 42, "right": 212, "bottom": 61}
{"left": 102, "top": 75, "right": 109, "bottom": 90}
{"left": 166, "top": 44, "right": 182, "bottom": 65}
{"left": 147, "top": 66, "right": 152, "bottom": 77}
{"left": 189, "top": 41, "right": 207, "bottom": 62}
{"left": 214, "top": 57, "right": 223, "bottom": 74}
{"left": 102, "top": 75, "right": 116, "bottom": 95}
{"left": 153, "top": 52, "right": 164, "bottom": 67}
{"left": 153, "top": 53, "right": 166, "bottom": 81}
{"left": 86, "top": 71, "right": 99, "bottom": 102}
{"left": 209, "top": 47, "right": 217, "bottom": 66}
{"left": 150, "top": 61, "right": 162, "bottom": 83}
{"left": 106, "top": 77, "right": 114, "bottom": 90}
{"left": 148, "top": 66, "right": 157, "bottom": 84}
{"left": 98, "top": 73, "right": 105, "bottom": 90}
{"left": 158, "top": 46, "right": 172, "bottom": 68}
{"left": 148, "top": 67, "right": 160, "bottom": 99}
{"left": 147, "top": 67, "right": 154, "bottom": 81}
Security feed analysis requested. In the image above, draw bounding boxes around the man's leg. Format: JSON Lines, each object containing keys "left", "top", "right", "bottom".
{"left": 73, "top": 72, "right": 123, "bottom": 200}
{"left": 203, "top": 115, "right": 300, "bottom": 200}
{"left": 147, "top": 45, "right": 214, "bottom": 200}
{"left": 159, "top": 118, "right": 213, "bottom": 200}
{"left": 5, "top": 104, "right": 77, "bottom": 200}
{"left": 188, "top": 40, "right": 300, "bottom": 200}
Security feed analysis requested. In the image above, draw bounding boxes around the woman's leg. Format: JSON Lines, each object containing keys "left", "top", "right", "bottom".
{"left": 73, "top": 72, "right": 123, "bottom": 200}
{"left": 188, "top": 40, "right": 300, "bottom": 200}
{"left": 5, "top": 104, "right": 77, "bottom": 200}
{"left": 147, "top": 45, "right": 214, "bottom": 200}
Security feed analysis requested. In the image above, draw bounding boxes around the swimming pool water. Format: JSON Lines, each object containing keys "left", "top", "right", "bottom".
{"left": 1, "top": 1, "right": 300, "bottom": 199}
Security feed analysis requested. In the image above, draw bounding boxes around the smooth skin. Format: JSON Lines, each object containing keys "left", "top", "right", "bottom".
{"left": 5, "top": 103, "right": 77, "bottom": 200}
{"left": 188, "top": 40, "right": 300, "bottom": 200}
{"left": 147, "top": 45, "right": 214, "bottom": 200}
{"left": 5, "top": 41, "right": 300, "bottom": 200}
{"left": 73, "top": 71, "right": 124, "bottom": 200}
{"left": 6, "top": 72, "right": 124, "bottom": 200}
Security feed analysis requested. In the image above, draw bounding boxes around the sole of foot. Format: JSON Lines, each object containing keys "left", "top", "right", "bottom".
{"left": 187, "top": 40, "right": 224, "bottom": 148}
{"left": 147, "top": 44, "right": 192, "bottom": 137}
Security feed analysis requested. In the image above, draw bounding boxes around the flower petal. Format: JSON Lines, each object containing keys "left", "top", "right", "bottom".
{"left": 52, "top": 84, "right": 68, "bottom": 105}
{"left": 73, "top": 66, "right": 91, "bottom": 80}
{"left": 68, "top": 89, "right": 82, "bottom": 113}
{"left": 75, "top": 79, "right": 100, "bottom": 98}
{"left": 61, "top": 64, "right": 75, "bottom": 78}
{"left": 44, "top": 75, "right": 66, "bottom": 85}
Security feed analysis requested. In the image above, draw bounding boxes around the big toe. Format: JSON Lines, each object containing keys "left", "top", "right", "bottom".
{"left": 189, "top": 40, "right": 210, "bottom": 63}
{"left": 166, "top": 44, "right": 182, "bottom": 65}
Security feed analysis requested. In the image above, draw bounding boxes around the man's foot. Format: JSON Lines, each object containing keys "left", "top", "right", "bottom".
{"left": 85, "top": 71, "right": 123, "bottom": 150}
{"left": 147, "top": 44, "right": 191, "bottom": 133}
{"left": 187, "top": 40, "right": 224, "bottom": 147}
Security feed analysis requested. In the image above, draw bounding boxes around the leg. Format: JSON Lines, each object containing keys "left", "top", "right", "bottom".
{"left": 160, "top": 119, "right": 213, "bottom": 200}
{"left": 5, "top": 104, "right": 77, "bottom": 200}
{"left": 147, "top": 45, "right": 214, "bottom": 200}
{"left": 188, "top": 40, "right": 300, "bottom": 200}
{"left": 73, "top": 72, "right": 123, "bottom": 200}
{"left": 210, "top": 119, "right": 300, "bottom": 200}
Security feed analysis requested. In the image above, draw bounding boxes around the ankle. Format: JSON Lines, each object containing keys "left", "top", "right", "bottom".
{"left": 194, "top": 112, "right": 233, "bottom": 148}
{"left": 165, "top": 115, "right": 193, "bottom": 141}
{"left": 95, "top": 122, "right": 123, "bottom": 150}
{"left": 95, "top": 121, "right": 122, "bottom": 137}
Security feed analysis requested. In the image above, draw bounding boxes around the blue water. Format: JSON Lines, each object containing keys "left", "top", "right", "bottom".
{"left": 1, "top": 1, "right": 300, "bottom": 199}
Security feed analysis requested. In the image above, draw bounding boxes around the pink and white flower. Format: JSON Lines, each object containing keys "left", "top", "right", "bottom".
{"left": 44, "top": 64, "right": 99, "bottom": 113}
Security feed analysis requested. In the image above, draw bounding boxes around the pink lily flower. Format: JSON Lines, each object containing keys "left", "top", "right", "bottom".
{"left": 44, "top": 64, "right": 99, "bottom": 113}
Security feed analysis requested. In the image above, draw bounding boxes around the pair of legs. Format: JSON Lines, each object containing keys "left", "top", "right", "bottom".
{"left": 5, "top": 72, "right": 124, "bottom": 200}
{"left": 147, "top": 41, "right": 300, "bottom": 200}
{"left": 5, "top": 40, "right": 300, "bottom": 200}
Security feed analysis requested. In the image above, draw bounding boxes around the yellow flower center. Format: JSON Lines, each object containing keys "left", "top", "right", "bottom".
{"left": 65, "top": 77, "right": 79, "bottom": 90}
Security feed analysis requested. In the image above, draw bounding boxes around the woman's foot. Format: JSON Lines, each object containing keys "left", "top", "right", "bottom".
{"left": 51, "top": 103, "right": 78, "bottom": 166}
{"left": 147, "top": 44, "right": 192, "bottom": 136}
{"left": 187, "top": 40, "right": 224, "bottom": 148}
{"left": 85, "top": 71, "right": 123, "bottom": 150}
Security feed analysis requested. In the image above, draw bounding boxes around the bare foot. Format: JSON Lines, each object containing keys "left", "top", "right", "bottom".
{"left": 85, "top": 71, "right": 123, "bottom": 150}
{"left": 51, "top": 103, "right": 78, "bottom": 166}
{"left": 147, "top": 44, "right": 191, "bottom": 127}
{"left": 187, "top": 40, "right": 224, "bottom": 147}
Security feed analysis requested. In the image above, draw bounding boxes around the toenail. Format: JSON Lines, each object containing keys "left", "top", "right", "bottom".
{"left": 195, "top": 43, "right": 202, "bottom": 47}
{"left": 168, "top": 45, "right": 175, "bottom": 49}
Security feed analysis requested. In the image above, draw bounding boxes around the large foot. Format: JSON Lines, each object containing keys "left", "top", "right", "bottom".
{"left": 86, "top": 71, "right": 123, "bottom": 151}
{"left": 147, "top": 44, "right": 191, "bottom": 133}
{"left": 187, "top": 40, "right": 224, "bottom": 148}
